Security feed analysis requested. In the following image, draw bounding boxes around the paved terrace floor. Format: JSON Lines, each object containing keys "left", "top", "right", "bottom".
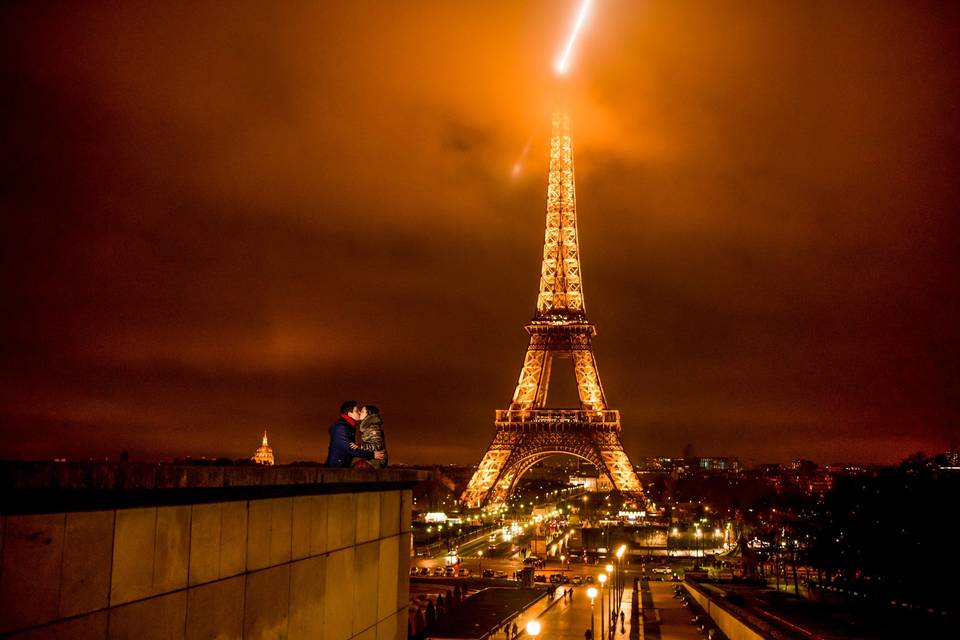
{"left": 507, "top": 585, "right": 633, "bottom": 640}
{"left": 483, "top": 578, "right": 719, "bottom": 640}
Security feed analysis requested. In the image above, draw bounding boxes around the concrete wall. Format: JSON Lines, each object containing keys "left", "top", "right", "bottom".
{"left": 683, "top": 581, "right": 766, "bottom": 640}
{"left": 0, "top": 464, "right": 423, "bottom": 640}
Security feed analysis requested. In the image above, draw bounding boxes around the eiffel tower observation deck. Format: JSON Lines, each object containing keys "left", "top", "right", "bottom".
{"left": 461, "top": 112, "right": 645, "bottom": 509}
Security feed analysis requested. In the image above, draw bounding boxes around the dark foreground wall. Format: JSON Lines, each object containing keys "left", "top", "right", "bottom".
{"left": 0, "top": 463, "right": 426, "bottom": 639}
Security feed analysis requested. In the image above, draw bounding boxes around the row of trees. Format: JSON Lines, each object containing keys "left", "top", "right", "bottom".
{"left": 749, "top": 453, "right": 958, "bottom": 616}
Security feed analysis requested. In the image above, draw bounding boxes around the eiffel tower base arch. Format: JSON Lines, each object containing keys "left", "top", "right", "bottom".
{"left": 460, "top": 412, "right": 644, "bottom": 509}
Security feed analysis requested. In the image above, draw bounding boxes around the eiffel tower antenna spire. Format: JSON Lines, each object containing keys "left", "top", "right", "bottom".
{"left": 462, "top": 113, "right": 645, "bottom": 509}
{"left": 537, "top": 112, "right": 586, "bottom": 320}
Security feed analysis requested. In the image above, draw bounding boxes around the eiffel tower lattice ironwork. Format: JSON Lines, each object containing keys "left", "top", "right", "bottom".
{"left": 461, "top": 112, "right": 645, "bottom": 509}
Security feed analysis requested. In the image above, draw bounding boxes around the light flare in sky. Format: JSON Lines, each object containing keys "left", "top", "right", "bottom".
{"left": 513, "top": 1, "right": 593, "bottom": 179}
{"left": 554, "top": 0, "right": 593, "bottom": 75}
{"left": 511, "top": 135, "right": 534, "bottom": 179}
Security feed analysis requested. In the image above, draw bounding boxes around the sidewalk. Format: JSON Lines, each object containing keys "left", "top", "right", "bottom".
{"left": 515, "top": 585, "right": 637, "bottom": 640}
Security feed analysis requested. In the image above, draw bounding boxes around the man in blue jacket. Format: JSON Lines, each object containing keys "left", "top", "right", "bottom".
{"left": 326, "top": 400, "right": 385, "bottom": 467}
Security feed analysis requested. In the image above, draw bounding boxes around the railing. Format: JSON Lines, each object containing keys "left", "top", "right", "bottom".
{"left": 495, "top": 409, "right": 620, "bottom": 426}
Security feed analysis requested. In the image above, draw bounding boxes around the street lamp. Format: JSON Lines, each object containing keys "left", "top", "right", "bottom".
{"left": 605, "top": 564, "right": 614, "bottom": 630}
{"left": 526, "top": 620, "right": 541, "bottom": 639}
{"left": 616, "top": 546, "right": 626, "bottom": 616}
{"left": 695, "top": 528, "right": 703, "bottom": 569}
{"left": 598, "top": 573, "right": 608, "bottom": 640}
{"left": 478, "top": 550, "right": 483, "bottom": 577}
{"left": 587, "top": 586, "right": 598, "bottom": 640}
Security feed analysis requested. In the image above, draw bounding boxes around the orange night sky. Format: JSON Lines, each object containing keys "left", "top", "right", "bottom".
{"left": 2, "top": 1, "right": 958, "bottom": 464}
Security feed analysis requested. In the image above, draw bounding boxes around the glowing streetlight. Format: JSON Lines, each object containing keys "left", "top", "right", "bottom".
{"left": 526, "top": 621, "right": 541, "bottom": 639}
{"left": 587, "top": 586, "right": 598, "bottom": 640}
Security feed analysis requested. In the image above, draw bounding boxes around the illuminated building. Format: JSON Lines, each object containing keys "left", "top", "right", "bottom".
{"left": 461, "top": 113, "right": 644, "bottom": 509}
{"left": 252, "top": 430, "right": 275, "bottom": 466}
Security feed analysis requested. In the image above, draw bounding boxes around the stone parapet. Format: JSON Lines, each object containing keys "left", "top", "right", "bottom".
{"left": 0, "top": 463, "right": 425, "bottom": 639}
{"left": 0, "top": 462, "right": 427, "bottom": 515}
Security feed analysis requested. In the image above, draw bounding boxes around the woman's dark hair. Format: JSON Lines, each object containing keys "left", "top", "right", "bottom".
{"left": 364, "top": 404, "right": 380, "bottom": 415}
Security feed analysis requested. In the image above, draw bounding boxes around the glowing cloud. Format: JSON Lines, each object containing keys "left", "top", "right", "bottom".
{"left": 554, "top": 0, "right": 593, "bottom": 75}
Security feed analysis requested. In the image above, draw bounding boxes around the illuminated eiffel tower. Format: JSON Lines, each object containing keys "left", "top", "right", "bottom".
{"left": 461, "top": 112, "right": 645, "bottom": 509}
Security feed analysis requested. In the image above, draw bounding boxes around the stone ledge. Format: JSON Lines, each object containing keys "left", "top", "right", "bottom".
{"left": 0, "top": 463, "right": 429, "bottom": 515}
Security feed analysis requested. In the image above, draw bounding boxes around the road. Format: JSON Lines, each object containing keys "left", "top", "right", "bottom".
{"left": 413, "top": 528, "right": 697, "bottom": 586}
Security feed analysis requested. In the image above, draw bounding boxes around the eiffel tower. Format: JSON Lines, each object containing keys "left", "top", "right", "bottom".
{"left": 461, "top": 112, "right": 645, "bottom": 509}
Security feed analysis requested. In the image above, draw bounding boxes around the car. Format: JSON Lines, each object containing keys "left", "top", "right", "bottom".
{"left": 458, "top": 569, "right": 471, "bottom": 577}
{"left": 522, "top": 556, "right": 539, "bottom": 565}
{"left": 444, "top": 567, "right": 455, "bottom": 577}
{"left": 482, "top": 569, "right": 494, "bottom": 578}
{"left": 495, "top": 571, "right": 507, "bottom": 579}
{"left": 571, "top": 576, "right": 583, "bottom": 585}
{"left": 418, "top": 567, "right": 430, "bottom": 576}
{"left": 534, "top": 574, "right": 547, "bottom": 583}
{"left": 410, "top": 567, "right": 419, "bottom": 576}
{"left": 584, "top": 576, "right": 594, "bottom": 584}
{"left": 487, "top": 546, "right": 497, "bottom": 556}
{"left": 549, "top": 574, "right": 562, "bottom": 583}
{"left": 433, "top": 567, "right": 445, "bottom": 577}
{"left": 652, "top": 566, "right": 672, "bottom": 575}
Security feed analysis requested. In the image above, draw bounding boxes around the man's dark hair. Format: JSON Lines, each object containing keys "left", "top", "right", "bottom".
{"left": 364, "top": 404, "right": 380, "bottom": 416}
{"left": 340, "top": 400, "right": 359, "bottom": 415}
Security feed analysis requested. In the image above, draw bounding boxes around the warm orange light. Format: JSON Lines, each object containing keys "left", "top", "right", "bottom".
{"left": 555, "top": 0, "right": 593, "bottom": 75}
